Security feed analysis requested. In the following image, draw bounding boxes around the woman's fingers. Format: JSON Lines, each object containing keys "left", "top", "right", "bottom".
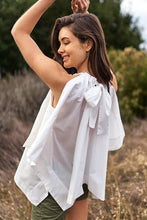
{"left": 77, "top": 0, "right": 89, "bottom": 13}
{"left": 82, "top": 0, "right": 90, "bottom": 13}
{"left": 84, "top": 0, "right": 90, "bottom": 11}
{"left": 71, "top": 0, "right": 78, "bottom": 13}
{"left": 71, "top": 0, "right": 90, "bottom": 13}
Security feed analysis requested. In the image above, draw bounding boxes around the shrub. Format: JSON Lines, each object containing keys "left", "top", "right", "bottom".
{"left": 109, "top": 47, "right": 147, "bottom": 122}
{"left": 0, "top": 70, "right": 48, "bottom": 131}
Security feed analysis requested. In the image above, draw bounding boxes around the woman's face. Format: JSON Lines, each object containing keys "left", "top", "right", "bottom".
{"left": 58, "top": 26, "right": 89, "bottom": 73}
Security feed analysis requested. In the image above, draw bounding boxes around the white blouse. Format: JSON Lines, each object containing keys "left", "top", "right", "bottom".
{"left": 14, "top": 72, "right": 125, "bottom": 211}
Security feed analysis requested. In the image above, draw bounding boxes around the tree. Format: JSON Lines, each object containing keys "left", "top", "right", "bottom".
{"left": 0, "top": 0, "right": 35, "bottom": 76}
{"left": 89, "top": 0, "right": 143, "bottom": 49}
{"left": 0, "top": 0, "right": 144, "bottom": 76}
{"left": 0, "top": 0, "right": 72, "bottom": 76}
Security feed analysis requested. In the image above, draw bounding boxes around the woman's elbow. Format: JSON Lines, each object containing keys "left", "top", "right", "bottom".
{"left": 11, "top": 25, "right": 17, "bottom": 38}
{"left": 11, "top": 26, "right": 24, "bottom": 44}
{"left": 11, "top": 23, "right": 23, "bottom": 39}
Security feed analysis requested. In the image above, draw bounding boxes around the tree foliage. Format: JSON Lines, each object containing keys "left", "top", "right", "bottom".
{"left": 0, "top": 0, "right": 144, "bottom": 75}
{"left": 89, "top": 0, "right": 143, "bottom": 49}
{"left": 109, "top": 47, "right": 147, "bottom": 122}
{"left": 0, "top": 0, "right": 35, "bottom": 75}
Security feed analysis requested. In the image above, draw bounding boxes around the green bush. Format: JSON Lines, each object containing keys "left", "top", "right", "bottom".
{"left": 109, "top": 47, "right": 147, "bottom": 122}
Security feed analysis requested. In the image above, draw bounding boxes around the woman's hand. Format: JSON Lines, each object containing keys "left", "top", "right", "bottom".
{"left": 71, "top": 0, "right": 90, "bottom": 13}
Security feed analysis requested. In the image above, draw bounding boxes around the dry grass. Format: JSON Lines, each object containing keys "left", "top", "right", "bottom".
{"left": 88, "top": 119, "right": 147, "bottom": 220}
{"left": 0, "top": 70, "right": 48, "bottom": 132}
{"left": 0, "top": 119, "right": 146, "bottom": 220}
{"left": 0, "top": 180, "right": 31, "bottom": 220}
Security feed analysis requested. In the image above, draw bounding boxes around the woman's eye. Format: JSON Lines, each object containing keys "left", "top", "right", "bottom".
{"left": 64, "top": 42, "right": 69, "bottom": 45}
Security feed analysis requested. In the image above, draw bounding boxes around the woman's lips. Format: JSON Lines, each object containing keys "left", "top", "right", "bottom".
{"left": 63, "top": 56, "right": 69, "bottom": 62}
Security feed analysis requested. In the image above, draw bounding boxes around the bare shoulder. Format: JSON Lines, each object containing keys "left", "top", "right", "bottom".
{"left": 110, "top": 71, "right": 118, "bottom": 92}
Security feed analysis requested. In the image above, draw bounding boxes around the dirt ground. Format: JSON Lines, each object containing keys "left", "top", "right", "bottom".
{"left": 0, "top": 118, "right": 147, "bottom": 220}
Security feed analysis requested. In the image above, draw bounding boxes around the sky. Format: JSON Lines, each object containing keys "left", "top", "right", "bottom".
{"left": 121, "top": 0, "right": 147, "bottom": 50}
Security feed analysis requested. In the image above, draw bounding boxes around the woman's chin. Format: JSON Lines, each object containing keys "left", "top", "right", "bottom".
{"left": 63, "top": 63, "right": 74, "bottom": 69}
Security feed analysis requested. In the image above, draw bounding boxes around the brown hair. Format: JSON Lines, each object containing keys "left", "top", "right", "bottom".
{"left": 51, "top": 13, "right": 113, "bottom": 90}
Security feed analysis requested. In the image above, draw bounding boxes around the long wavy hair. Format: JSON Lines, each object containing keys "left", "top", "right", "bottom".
{"left": 51, "top": 13, "right": 113, "bottom": 90}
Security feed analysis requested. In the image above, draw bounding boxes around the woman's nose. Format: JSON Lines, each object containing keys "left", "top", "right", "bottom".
{"left": 58, "top": 45, "right": 64, "bottom": 54}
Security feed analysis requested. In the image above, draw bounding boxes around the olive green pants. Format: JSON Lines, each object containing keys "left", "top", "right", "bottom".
{"left": 31, "top": 184, "right": 88, "bottom": 220}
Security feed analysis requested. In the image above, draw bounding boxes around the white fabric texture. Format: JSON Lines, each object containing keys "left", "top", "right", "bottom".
{"left": 14, "top": 72, "right": 125, "bottom": 210}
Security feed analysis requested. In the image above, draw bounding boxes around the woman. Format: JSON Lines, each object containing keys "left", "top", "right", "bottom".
{"left": 11, "top": 0, "right": 124, "bottom": 219}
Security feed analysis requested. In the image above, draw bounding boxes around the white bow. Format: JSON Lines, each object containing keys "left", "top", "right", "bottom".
{"left": 84, "top": 84, "right": 112, "bottom": 135}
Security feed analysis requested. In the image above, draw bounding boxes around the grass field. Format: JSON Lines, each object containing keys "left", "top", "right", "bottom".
{"left": 0, "top": 119, "right": 146, "bottom": 220}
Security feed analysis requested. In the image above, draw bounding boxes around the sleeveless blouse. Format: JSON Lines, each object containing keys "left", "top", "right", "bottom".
{"left": 14, "top": 72, "right": 125, "bottom": 211}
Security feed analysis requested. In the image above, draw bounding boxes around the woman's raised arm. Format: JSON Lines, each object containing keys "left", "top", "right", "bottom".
{"left": 11, "top": 0, "right": 72, "bottom": 95}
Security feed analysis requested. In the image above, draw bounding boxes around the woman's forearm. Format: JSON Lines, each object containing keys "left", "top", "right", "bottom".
{"left": 11, "top": 0, "right": 55, "bottom": 36}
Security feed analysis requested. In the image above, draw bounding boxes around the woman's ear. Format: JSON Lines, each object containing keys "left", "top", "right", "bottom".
{"left": 85, "top": 39, "right": 93, "bottom": 52}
